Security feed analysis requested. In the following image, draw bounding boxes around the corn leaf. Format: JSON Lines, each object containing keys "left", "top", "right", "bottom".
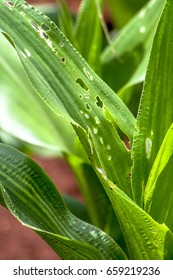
{"left": 132, "top": 0, "right": 173, "bottom": 206}
{"left": 101, "top": 0, "right": 165, "bottom": 93}
{"left": 58, "top": 0, "right": 77, "bottom": 48}
{"left": 0, "top": 0, "right": 135, "bottom": 197}
{"left": 144, "top": 123, "right": 173, "bottom": 231}
{"left": 0, "top": 32, "right": 75, "bottom": 155}
{"left": 74, "top": 0, "right": 103, "bottom": 73}
{"left": 101, "top": 178, "right": 173, "bottom": 260}
{"left": 106, "top": 0, "right": 148, "bottom": 28}
{"left": 0, "top": 143, "right": 126, "bottom": 260}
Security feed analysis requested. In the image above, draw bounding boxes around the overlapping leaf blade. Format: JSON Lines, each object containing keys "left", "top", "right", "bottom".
{"left": 0, "top": 32, "right": 75, "bottom": 155}
{"left": 132, "top": 0, "right": 173, "bottom": 206}
{"left": 74, "top": 0, "right": 103, "bottom": 73}
{"left": 101, "top": 0, "right": 165, "bottom": 93}
{"left": 0, "top": 144, "right": 126, "bottom": 260}
{"left": 144, "top": 123, "right": 173, "bottom": 231}
{"left": 100, "top": 178, "right": 173, "bottom": 260}
{"left": 106, "top": 0, "right": 148, "bottom": 28}
{"left": 0, "top": 0, "right": 135, "bottom": 197}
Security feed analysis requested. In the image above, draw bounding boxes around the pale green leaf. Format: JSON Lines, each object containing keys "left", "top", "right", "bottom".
{"left": 0, "top": 32, "right": 75, "bottom": 155}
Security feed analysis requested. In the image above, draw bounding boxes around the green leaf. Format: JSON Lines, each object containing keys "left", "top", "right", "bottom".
{"left": 0, "top": 0, "right": 135, "bottom": 197}
{"left": 144, "top": 123, "right": 173, "bottom": 231}
{"left": 101, "top": 178, "right": 173, "bottom": 260}
{"left": 74, "top": 0, "right": 103, "bottom": 73}
{"left": 0, "top": 32, "right": 75, "bottom": 155}
{"left": 101, "top": 0, "right": 165, "bottom": 92}
{"left": 106, "top": 0, "right": 148, "bottom": 28}
{"left": 0, "top": 144, "right": 126, "bottom": 260}
{"left": 58, "top": 0, "right": 77, "bottom": 48}
{"left": 132, "top": 0, "right": 173, "bottom": 206}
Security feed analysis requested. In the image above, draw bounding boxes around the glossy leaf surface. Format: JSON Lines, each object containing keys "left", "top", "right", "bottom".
{"left": 0, "top": 144, "right": 126, "bottom": 260}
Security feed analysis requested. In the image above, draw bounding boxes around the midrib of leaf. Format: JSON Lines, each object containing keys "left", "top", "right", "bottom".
{"left": 0, "top": 0, "right": 135, "bottom": 197}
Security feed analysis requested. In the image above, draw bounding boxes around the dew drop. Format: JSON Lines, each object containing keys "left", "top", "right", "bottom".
{"left": 83, "top": 67, "right": 93, "bottom": 81}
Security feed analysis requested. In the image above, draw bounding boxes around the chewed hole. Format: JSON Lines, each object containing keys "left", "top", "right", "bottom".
{"left": 76, "top": 78, "right": 88, "bottom": 91}
{"left": 30, "top": 20, "right": 40, "bottom": 31}
{"left": 41, "top": 23, "right": 50, "bottom": 31}
{"left": 96, "top": 96, "right": 103, "bottom": 108}
{"left": 61, "top": 57, "right": 66, "bottom": 63}
{"left": 43, "top": 32, "right": 49, "bottom": 39}
{"left": 85, "top": 103, "right": 91, "bottom": 111}
{"left": 59, "top": 41, "right": 64, "bottom": 47}
{"left": 5, "top": 1, "right": 14, "bottom": 9}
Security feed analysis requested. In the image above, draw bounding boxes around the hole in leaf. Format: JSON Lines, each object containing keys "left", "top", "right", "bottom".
{"left": 41, "top": 23, "right": 50, "bottom": 31}
{"left": 96, "top": 96, "right": 103, "bottom": 108}
{"left": 5, "top": 1, "right": 14, "bottom": 9}
{"left": 76, "top": 78, "right": 88, "bottom": 91}
{"left": 43, "top": 32, "right": 49, "bottom": 39}
{"left": 85, "top": 103, "right": 91, "bottom": 111}
{"left": 61, "top": 57, "right": 66, "bottom": 63}
{"left": 59, "top": 41, "right": 64, "bottom": 47}
{"left": 30, "top": 20, "right": 40, "bottom": 31}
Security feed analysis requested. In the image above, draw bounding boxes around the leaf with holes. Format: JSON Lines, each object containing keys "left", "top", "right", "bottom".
{"left": 0, "top": 0, "right": 135, "bottom": 197}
